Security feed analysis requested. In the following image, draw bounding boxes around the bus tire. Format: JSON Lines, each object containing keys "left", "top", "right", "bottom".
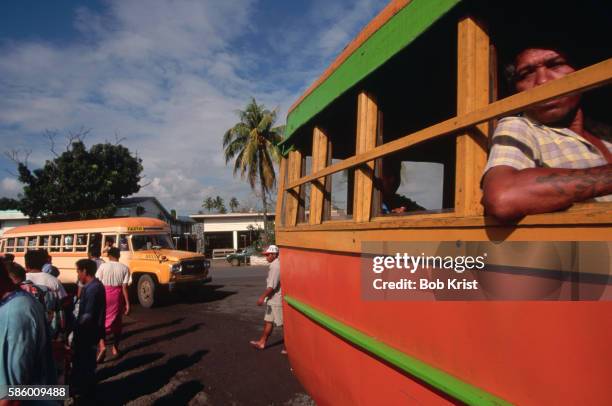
{"left": 137, "top": 274, "right": 157, "bottom": 308}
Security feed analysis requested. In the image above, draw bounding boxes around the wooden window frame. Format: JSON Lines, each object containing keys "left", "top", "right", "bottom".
{"left": 279, "top": 12, "right": 612, "bottom": 231}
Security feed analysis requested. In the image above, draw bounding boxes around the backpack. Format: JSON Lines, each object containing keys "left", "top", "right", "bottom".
{"left": 19, "top": 281, "right": 53, "bottom": 308}
{"left": 20, "top": 281, "right": 67, "bottom": 338}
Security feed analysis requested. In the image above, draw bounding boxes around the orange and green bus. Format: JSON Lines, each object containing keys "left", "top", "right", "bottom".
{"left": 275, "top": 1, "right": 611, "bottom": 405}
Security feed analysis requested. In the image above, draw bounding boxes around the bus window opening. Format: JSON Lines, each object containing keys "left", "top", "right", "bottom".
{"left": 132, "top": 234, "right": 174, "bottom": 251}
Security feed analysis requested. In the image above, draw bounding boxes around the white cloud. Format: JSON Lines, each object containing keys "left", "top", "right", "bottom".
{"left": 0, "top": 178, "right": 22, "bottom": 198}
{"left": 0, "top": 0, "right": 388, "bottom": 214}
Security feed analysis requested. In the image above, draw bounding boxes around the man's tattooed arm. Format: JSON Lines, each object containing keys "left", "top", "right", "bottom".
{"left": 483, "top": 164, "right": 612, "bottom": 222}
{"left": 535, "top": 166, "right": 612, "bottom": 200}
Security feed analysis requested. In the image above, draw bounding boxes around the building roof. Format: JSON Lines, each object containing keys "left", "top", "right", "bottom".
{"left": 120, "top": 196, "right": 173, "bottom": 219}
{"left": 0, "top": 210, "right": 29, "bottom": 221}
{"left": 190, "top": 212, "right": 275, "bottom": 219}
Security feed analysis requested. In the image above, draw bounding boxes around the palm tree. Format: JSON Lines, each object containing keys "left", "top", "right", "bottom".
{"left": 229, "top": 197, "right": 239, "bottom": 212}
{"left": 214, "top": 196, "right": 226, "bottom": 213}
{"left": 202, "top": 197, "right": 215, "bottom": 212}
{"left": 223, "top": 98, "right": 283, "bottom": 241}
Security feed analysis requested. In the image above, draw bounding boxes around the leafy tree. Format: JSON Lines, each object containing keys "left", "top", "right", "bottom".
{"left": 203, "top": 197, "right": 215, "bottom": 212}
{"left": 223, "top": 98, "right": 283, "bottom": 241}
{"left": 17, "top": 140, "right": 142, "bottom": 221}
{"left": 229, "top": 197, "right": 239, "bottom": 212}
{"left": 0, "top": 197, "right": 21, "bottom": 211}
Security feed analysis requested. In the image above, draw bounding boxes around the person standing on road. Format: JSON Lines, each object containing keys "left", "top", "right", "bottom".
{"left": 96, "top": 247, "right": 130, "bottom": 361}
{"left": 71, "top": 259, "right": 105, "bottom": 402}
{"left": 0, "top": 260, "right": 57, "bottom": 399}
{"left": 249, "top": 245, "right": 283, "bottom": 351}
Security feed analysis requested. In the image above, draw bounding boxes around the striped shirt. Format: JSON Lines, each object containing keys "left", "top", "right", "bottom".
{"left": 483, "top": 116, "right": 612, "bottom": 202}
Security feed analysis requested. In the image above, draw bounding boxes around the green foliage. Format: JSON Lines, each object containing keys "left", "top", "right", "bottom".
{"left": 229, "top": 197, "right": 239, "bottom": 212}
{"left": 222, "top": 98, "right": 283, "bottom": 242}
{"left": 202, "top": 197, "right": 215, "bottom": 212}
{"left": 214, "top": 196, "right": 226, "bottom": 214}
{"left": 202, "top": 195, "right": 227, "bottom": 213}
{"left": 17, "top": 141, "right": 142, "bottom": 221}
{"left": 0, "top": 197, "right": 21, "bottom": 211}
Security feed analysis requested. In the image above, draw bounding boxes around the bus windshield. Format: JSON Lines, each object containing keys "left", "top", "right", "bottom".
{"left": 132, "top": 234, "right": 174, "bottom": 251}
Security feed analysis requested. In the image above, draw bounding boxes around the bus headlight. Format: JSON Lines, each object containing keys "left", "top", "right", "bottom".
{"left": 170, "top": 263, "right": 182, "bottom": 274}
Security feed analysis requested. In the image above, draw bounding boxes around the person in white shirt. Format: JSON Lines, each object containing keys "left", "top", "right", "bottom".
{"left": 249, "top": 245, "right": 283, "bottom": 351}
{"left": 24, "top": 250, "right": 67, "bottom": 301}
{"left": 96, "top": 247, "right": 130, "bottom": 361}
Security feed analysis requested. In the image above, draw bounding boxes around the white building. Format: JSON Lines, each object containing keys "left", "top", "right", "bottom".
{"left": 0, "top": 210, "right": 29, "bottom": 235}
{"left": 189, "top": 212, "right": 274, "bottom": 256}
{"left": 116, "top": 197, "right": 194, "bottom": 235}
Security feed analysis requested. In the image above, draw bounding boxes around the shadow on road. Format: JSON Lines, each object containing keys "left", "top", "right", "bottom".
{"left": 157, "top": 285, "right": 238, "bottom": 307}
{"left": 122, "top": 323, "right": 205, "bottom": 355}
{"left": 97, "top": 351, "right": 208, "bottom": 404}
{"left": 152, "top": 380, "right": 206, "bottom": 405}
{"left": 97, "top": 352, "right": 165, "bottom": 381}
{"left": 121, "top": 318, "right": 185, "bottom": 340}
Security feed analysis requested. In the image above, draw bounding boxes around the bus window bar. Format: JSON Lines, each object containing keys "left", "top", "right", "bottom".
{"left": 284, "top": 58, "right": 612, "bottom": 191}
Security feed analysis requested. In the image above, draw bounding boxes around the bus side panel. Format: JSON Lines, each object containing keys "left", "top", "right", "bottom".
{"left": 284, "top": 303, "right": 455, "bottom": 406}
{"left": 281, "top": 247, "right": 612, "bottom": 406}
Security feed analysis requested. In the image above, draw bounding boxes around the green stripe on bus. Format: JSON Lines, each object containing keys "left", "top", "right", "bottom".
{"left": 285, "top": 295, "right": 513, "bottom": 406}
{"left": 280, "top": 0, "right": 460, "bottom": 154}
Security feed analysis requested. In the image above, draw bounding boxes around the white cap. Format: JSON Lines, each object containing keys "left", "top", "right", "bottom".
{"left": 263, "top": 245, "right": 279, "bottom": 254}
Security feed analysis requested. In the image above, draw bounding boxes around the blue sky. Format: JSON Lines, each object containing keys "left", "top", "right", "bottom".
{"left": 0, "top": 0, "right": 388, "bottom": 214}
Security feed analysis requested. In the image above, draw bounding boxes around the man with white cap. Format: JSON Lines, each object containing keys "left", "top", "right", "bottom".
{"left": 249, "top": 245, "right": 283, "bottom": 350}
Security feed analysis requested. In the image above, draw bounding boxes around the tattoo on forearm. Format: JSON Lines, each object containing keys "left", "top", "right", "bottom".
{"left": 535, "top": 167, "right": 612, "bottom": 199}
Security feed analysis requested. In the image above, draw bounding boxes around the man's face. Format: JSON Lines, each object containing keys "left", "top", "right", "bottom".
{"left": 265, "top": 253, "right": 276, "bottom": 263}
{"left": 76, "top": 268, "right": 87, "bottom": 284}
{"left": 514, "top": 48, "right": 580, "bottom": 125}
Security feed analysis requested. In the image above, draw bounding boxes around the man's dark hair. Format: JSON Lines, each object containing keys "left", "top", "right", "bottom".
{"left": 0, "top": 261, "right": 14, "bottom": 288}
{"left": 25, "top": 249, "right": 47, "bottom": 270}
{"left": 6, "top": 262, "right": 26, "bottom": 283}
{"left": 107, "top": 247, "right": 120, "bottom": 259}
{"left": 3, "top": 253, "right": 14, "bottom": 262}
{"left": 88, "top": 249, "right": 101, "bottom": 259}
{"left": 76, "top": 259, "right": 97, "bottom": 277}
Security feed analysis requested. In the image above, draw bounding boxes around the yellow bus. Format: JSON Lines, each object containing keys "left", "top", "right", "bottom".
{"left": 1, "top": 217, "right": 211, "bottom": 307}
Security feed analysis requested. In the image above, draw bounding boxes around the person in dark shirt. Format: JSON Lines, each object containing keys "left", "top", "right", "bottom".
{"left": 71, "top": 259, "right": 106, "bottom": 402}
{"left": 379, "top": 158, "right": 425, "bottom": 214}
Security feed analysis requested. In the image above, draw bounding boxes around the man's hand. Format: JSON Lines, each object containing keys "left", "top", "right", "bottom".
{"left": 124, "top": 303, "right": 130, "bottom": 315}
{"left": 482, "top": 164, "right": 612, "bottom": 222}
{"left": 257, "top": 296, "right": 266, "bottom": 306}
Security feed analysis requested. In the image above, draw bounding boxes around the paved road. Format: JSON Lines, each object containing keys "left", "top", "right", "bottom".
{"left": 94, "top": 265, "right": 314, "bottom": 405}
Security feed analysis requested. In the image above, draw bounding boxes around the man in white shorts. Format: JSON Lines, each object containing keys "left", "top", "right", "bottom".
{"left": 249, "top": 245, "right": 282, "bottom": 351}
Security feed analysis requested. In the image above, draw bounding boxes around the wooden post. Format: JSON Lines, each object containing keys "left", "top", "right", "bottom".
{"left": 284, "top": 149, "right": 303, "bottom": 226}
{"left": 309, "top": 127, "right": 330, "bottom": 225}
{"left": 353, "top": 91, "right": 378, "bottom": 222}
{"left": 275, "top": 157, "right": 287, "bottom": 227}
{"left": 455, "top": 16, "right": 490, "bottom": 216}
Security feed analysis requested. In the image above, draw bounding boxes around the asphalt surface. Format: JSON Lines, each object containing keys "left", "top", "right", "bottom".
{"left": 94, "top": 263, "right": 314, "bottom": 405}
